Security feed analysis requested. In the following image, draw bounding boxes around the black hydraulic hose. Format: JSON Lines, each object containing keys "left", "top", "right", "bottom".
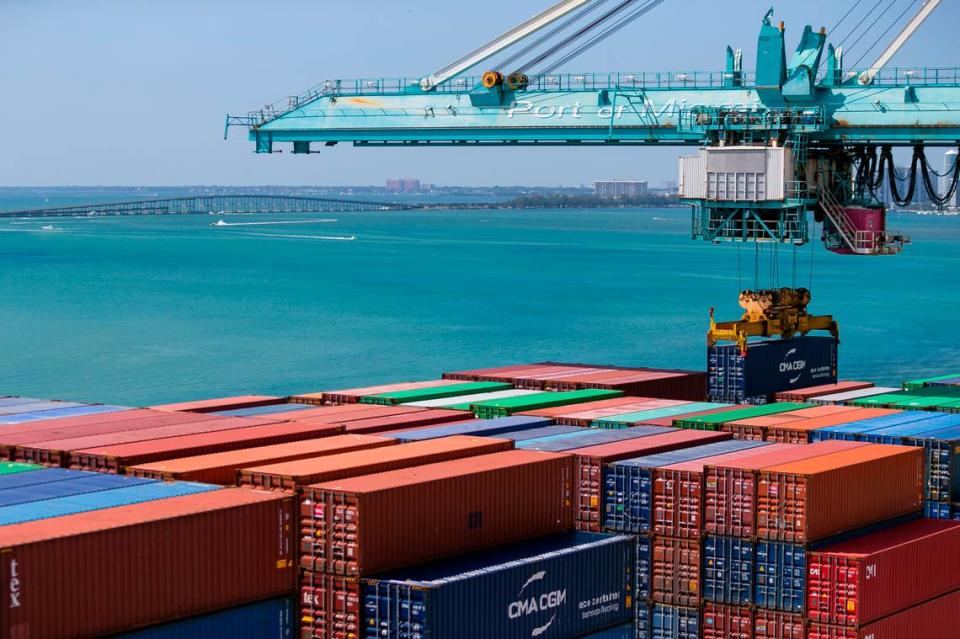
{"left": 919, "top": 147, "right": 960, "bottom": 207}
{"left": 881, "top": 145, "right": 919, "bottom": 207}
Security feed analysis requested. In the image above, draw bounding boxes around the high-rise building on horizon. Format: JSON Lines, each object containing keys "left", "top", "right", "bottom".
{"left": 386, "top": 178, "right": 422, "bottom": 193}
{"left": 943, "top": 149, "right": 959, "bottom": 211}
{"left": 594, "top": 180, "right": 648, "bottom": 198}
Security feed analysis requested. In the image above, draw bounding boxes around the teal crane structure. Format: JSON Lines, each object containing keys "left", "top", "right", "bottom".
{"left": 226, "top": 1, "right": 960, "bottom": 256}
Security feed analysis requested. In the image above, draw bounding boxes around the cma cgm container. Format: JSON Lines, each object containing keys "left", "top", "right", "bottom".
{"left": 703, "top": 603, "right": 754, "bottom": 639}
{"left": 575, "top": 429, "right": 732, "bottom": 532}
{"left": 359, "top": 533, "right": 633, "bottom": 639}
{"left": 117, "top": 597, "right": 295, "bottom": 639}
{"left": 704, "top": 440, "right": 868, "bottom": 537}
{"left": 757, "top": 445, "right": 923, "bottom": 543}
{"left": 604, "top": 439, "right": 769, "bottom": 533}
{"left": 807, "top": 588, "right": 960, "bottom": 639}
{"left": 709, "top": 337, "right": 838, "bottom": 403}
{"left": 127, "top": 434, "right": 395, "bottom": 484}
{"left": 806, "top": 519, "right": 960, "bottom": 626}
{"left": 0, "top": 488, "right": 296, "bottom": 639}
{"left": 239, "top": 435, "right": 511, "bottom": 492}
{"left": 300, "top": 450, "right": 573, "bottom": 575}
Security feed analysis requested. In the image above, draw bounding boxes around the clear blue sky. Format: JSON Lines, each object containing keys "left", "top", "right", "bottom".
{"left": 2, "top": 0, "right": 957, "bottom": 186}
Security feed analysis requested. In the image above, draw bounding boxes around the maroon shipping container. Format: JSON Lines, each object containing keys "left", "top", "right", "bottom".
{"left": 0, "top": 409, "right": 222, "bottom": 454}
{"left": 340, "top": 409, "right": 472, "bottom": 434}
{"left": 704, "top": 603, "right": 754, "bottom": 639}
{"left": 575, "top": 429, "right": 732, "bottom": 532}
{"left": 757, "top": 445, "right": 924, "bottom": 543}
{"left": 774, "top": 381, "right": 875, "bottom": 402}
{"left": 807, "top": 519, "right": 960, "bottom": 626}
{"left": 807, "top": 589, "right": 960, "bottom": 639}
{"left": 69, "top": 421, "right": 347, "bottom": 473}
{"left": 240, "top": 435, "right": 514, "bottom": 492}
{"left": 0, "top": 488, "right": 295, "bottom": 639}
{"left": 704, "top": 441, "right": 868, "bottom": 537}
{"left": 653, "top": 444, "right": 796, "bottom": 539}
{"left": 721, "top": 415, "right": 807, "bottom": 442}
{"left": 300, "top": 570, "right": 361, "bottom": 639}
{"left": 286, "top": 404, "right": 424, "bottom": 422}
{"left": 548, "top": 370, "right": 708, "bottom": 401}
{"left": 149, "top": 395, "right": 284, "bottom": 413}
{"left": 123, "top": 433, "right": 393, "bottom": 484}
{"left": 441, "top": 363, "right": 562, "bottom": 382}
{"left": 754, "top": 610, "right": 806, "bottom": 639}
{"left": 301, "top": 450, "right": 574, "bottom": 575}
{"left": 651, "top": 536, "right": 700, "bottom": 606}
{"left": 11, "top": 416, "right": 282, "bottom": 467}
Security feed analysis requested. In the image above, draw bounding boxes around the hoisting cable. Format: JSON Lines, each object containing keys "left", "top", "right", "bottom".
{"left": 491, "top": 0, "right": 614, "bottom": 74}
{"left": 815, "top": 0, "right": 885, "bottom": 76}
{"left": 844, "top": 0, "right": 900, "bottom": 61}
{"left": 849, "top": 0, "right": 920, "bottom": 71}
{"left": 513, "top": 0, "right": 644, "bottom": 75}
{"left": 533, "top": 0, "right": 667, "bottom": 76}
{"left": 834, "top": 0, "right": 888, "bottom": 50}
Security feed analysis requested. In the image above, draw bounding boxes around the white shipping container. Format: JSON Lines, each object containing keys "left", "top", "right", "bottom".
{"left": 679, "top": 146, "right": 793, "bottom": 202}
{"left": 402, "top": 389, "right": 540, "bottom": 408}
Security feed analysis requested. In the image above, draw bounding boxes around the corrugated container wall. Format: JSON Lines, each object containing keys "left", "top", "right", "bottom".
{"left": 807, "top": 588, "right": 960, "bottom": 639}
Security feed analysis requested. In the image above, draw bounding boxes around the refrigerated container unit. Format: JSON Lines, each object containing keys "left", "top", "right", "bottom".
{"left": 359, "top": 532, "right": 633, "bottom": 639}
{"left": 709, "top": 337, "right": 838, "bottom": 404}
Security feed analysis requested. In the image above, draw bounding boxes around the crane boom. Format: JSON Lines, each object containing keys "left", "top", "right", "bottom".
{"left": 420, "top": 0, "right": 591, "bottom": 91}
{"left": 858, "top": 0, "right": 941, "bottom": 85}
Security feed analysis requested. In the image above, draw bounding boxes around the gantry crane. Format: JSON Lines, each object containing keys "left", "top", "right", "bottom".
{"left": 226, "top": 1, "right": 960, "bottom": 346}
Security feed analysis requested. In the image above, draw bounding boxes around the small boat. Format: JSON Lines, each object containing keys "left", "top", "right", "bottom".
{"left": 210, "top": 219, "right": 228, "bottom": 227}
{"left": 41, "top": 225, "right": 56, "bottom": 231}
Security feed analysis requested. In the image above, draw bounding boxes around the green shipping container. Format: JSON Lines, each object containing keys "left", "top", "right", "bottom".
{"left": 360, "top": 382, "right": 512, "bottom": 406}
{"left": 592, "top": 402, "right": 730, "bottom": 430}
{"left": 673, "top": 402, "right": 808, "bottom": 430}
{"left": 0, "top": 462, "right": 41, "bottom": 476}
{"left": 472, "top": 389, "right": 624, "bottom": 419}
{"left": 904, "top": 374, "right": 960, "bottom": 391}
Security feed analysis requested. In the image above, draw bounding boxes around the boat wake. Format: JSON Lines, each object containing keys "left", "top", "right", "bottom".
{"left": 242, "top": 232, "right": 357, "bottom": 241}
{"left": 211, "top": 219, "right": 337, "bottom": 227}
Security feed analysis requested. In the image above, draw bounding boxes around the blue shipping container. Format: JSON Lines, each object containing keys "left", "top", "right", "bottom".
{"left": 517, "top": 427, "right": 675, "bottom": 452}
{"left": 703, "top": 536, "right": 754, "bottom": 606}
{"left": 0, "top": 468, "right": 80, "bottom": 491}
{"left": 923, "top": 501, "right": 957, "bottom": 519}
{"left": 499, "top": 425, "right": 584, "bottom": 442}
{"left": 636, "top": 603, "right": 652, "bottom": 639}
{"left": 579, "top": 623, "right": 636, "bottom": 639}
{"left": 0, "top": 404, "right": 129, "bottom": 425}
{"left": 386, "top": 416, "right": 553, "bottom": 442}
{"left": 213, "top": 403, "right": 316, "bottom": 417}
{"left": 0, "top": 472, "right": 155, "bottom": 507}
{"left": 603, "top": 440, "right": 768, "bottom": 534}
{"left": 858, "top": 414, "right": 960, "bottom": 445}
{"left": 635, "top": 535, "right": 653, "bottom": 601}
{"left": 754, "top": 541, "right": 806, "bottom": 613}
{"left": 0, "top": 480, "right": 218, "bottom": 526}
{"left": 361, "top": 532, "right": 634, "bottom": 639}
{"left": 116, "top": 597, "right": 295, "bottom": 639}
{"left": 911, "top": 425, "right": 960, "bottom": 502}
{"left": 0, "top": 398, "right": 45, "bottom": 408}
{"left": 651, "top": 605, "right": 700, "bottom": 639}
{"left": 811, "top": 411, "right": 945, "bottom": 442}
{"left": 709, "top": 336, "right": 837, "bottom": 403}
{"left": 0, "top": 400, "right": 84, "bottom": 417}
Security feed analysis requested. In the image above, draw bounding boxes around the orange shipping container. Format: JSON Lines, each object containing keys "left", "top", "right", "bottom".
{"left": 128, "top": 434, "right": 396, "bottom": 484}
{"left": 757, "top": 445, "right": 923, "bottom": 543}
{"left": 764, "top": 408, "right": 899, "bottom": 444}
{"left": 239, "top": 435, "right": 513, "bottom": 492}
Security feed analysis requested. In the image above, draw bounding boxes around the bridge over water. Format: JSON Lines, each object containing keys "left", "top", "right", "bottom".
{"left": 0, "top": 195, "right": 418, "bottom": 218}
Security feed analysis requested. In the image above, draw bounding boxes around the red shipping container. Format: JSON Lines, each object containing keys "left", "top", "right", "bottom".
{"left": 651, "top": 536, "right": 700, "bottom": 606}
{"left": 69, "top": 421, "right": 347, "bottom": 473}
{"left": 574, "top": 429, "right": 731, "bottom": 531}
{"left": 270, "top": 405, "right": 425, "bottom": 423}
{"left": 296, "top": 380, "right": 465, "bottom": 405}
{"left": 754, "top": 610, "right": 806, "bottom": 639}
{"left": 149, "top": 395, "right": 284, "bottom": 413}
{"left": 704, "top": 603, "right": 754, "bottom": 639}
{"left": 807, "top": 589, "right": 960, "bottom": 639}
{"left": 704, "top": 440, "right": 869, "bottom": 537}
{"left": 301, "top": 449, "right": 574, "bottom": 575}
{"left": 300, "top": 570, "right": 361, "bottom": 639}
{"left": 721, "top": 415, "right": 807, "bottom": 441}
{"left": 239, "top": 435, "right": 514, "bottom": 492}
{"left": 127, "top": 434, "right": 395, "bottom": 484}
{"left": 0, "top": 409, "right": 223, "bottom": 454}
{"left": 775, "top": 382, "right": 875, "bottom": 402}
{"left": 0, "top": 488, "right": 295, "bottom": 639}
{"left": 518, "top": 397, "right": 665, "bottom": 426}
{"left": 757, "top": 445, "right": 924, "bottom": 543}
{"left": 654, "top": 444, "right": 797, "bottom": 539}
{"left": 11, "top": 415, "right": 281, "bottom": 467}
{"left": 764, "top": 409, "right": 899, "bottom": 444}
{"left": 340, "top": 409, "right": 471, "bottom": 434}
{"left": 442, "top": 363, "right": 556, "bottom": 382}
{"left": 807, "top": 519, "right": 960, "bottom": 626}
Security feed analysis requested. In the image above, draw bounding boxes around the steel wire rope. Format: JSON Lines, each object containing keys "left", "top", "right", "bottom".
{"left": 842, "top": 0, "right": 901, "bottom": 63}
{"left": 848, "top": 0, "right": 920, "bottom": 71}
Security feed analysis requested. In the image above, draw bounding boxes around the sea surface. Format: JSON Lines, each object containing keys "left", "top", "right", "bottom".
{"left": 1, "top": 189, "right": 958, "bottom": 405}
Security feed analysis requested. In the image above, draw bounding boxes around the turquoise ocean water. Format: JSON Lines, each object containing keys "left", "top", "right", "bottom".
{"left": 1, "top": 191, "right": 958, "bottom": 406}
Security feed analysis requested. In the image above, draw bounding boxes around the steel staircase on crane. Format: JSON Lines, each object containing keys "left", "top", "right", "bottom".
{"left": 817, "top": 186, "right": 908, "bottom": 256}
